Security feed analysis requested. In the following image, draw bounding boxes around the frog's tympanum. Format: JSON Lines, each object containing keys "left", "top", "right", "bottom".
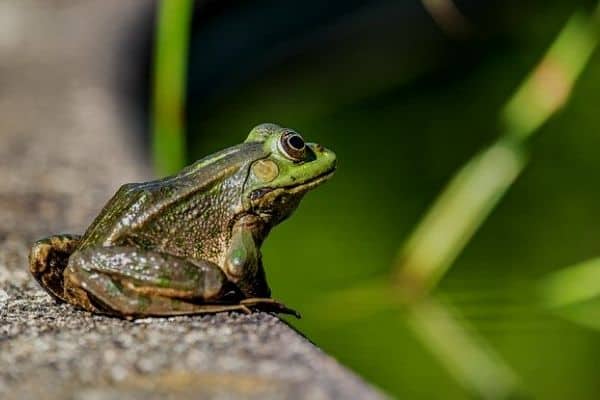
{"left": 29, "top": 124, "right": 336, "bottom": 319}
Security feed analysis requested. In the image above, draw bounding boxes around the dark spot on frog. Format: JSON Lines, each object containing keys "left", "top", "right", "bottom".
{"left": 250, "top": 188, "right": 271, "bottom": 200}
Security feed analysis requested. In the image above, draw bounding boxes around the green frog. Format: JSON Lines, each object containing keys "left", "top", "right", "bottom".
{"left": 29, "top": 123, "right": 336, "bottom": 319}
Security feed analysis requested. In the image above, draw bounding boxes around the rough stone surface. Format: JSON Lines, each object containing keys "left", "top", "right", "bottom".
{"left": 1, "top": 270, "right": 380, "bottom": 399}
{"left": 0, "top": 1, "right": 384, "bottom": 399}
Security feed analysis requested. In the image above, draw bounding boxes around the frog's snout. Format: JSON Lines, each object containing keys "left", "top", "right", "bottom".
{"left": 308, "top": 142, "right": 336, "bottom": 170}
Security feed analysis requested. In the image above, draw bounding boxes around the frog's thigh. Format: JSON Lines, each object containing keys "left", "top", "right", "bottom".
{"left": 64, "top": 265, "right": 251, "bottom": 318}
{"left": 29, "top": 234, "right": 81, "bottom": 302}
{"left": 67, "top": 246, "right": 226, "bottom": 299}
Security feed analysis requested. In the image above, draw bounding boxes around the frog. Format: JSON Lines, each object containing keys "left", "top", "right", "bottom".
{"left": 28, "top": 123, "right": 336, "bottom": 319}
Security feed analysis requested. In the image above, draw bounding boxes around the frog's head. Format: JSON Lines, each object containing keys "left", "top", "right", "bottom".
{"left": 242, "top": 123, "right": 336, "bottom": 224}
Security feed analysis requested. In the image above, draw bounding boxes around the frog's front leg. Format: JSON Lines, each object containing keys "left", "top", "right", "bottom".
{"left": 224, "top": 216, "right": 268, "bottom": 297}
{"left": 62, "top": 247, "right": 244, "bottom": 318}
{"left": 223, "top": 215, "right": 300, "bottom": 318}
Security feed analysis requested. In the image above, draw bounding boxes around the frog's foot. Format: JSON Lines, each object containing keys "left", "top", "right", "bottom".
{"left": 28, "top": 234, "right": 81, "bottom": 302}
{"left": 240, "top": 297, "right": 301, "bottom": 318}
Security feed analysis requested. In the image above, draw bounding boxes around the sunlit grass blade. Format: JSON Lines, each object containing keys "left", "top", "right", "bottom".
{"left": 503, "top": 8, "right": 600, "bottom": 140}
{"left": 151, "top": 0, "right": 194, "bottom": 176}
{"left": 539, "top": 258, "right": 600, "bottom": 331}
{"left": 540, "top": 258, "right": 600, "bottom": 309}
{"left": 394, "top": 140, "right": 525, "bottom": 300}
{"left": 406, "top": 298, "right": 519, "bottom": 399}
{"left": 394, "top": 8, "right": 600, "bottom": 300}
{"left": 546, "top": 297, "right": 600, "bottom": 332}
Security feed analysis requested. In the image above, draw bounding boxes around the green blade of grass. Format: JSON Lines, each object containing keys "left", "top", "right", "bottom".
{"left": 539, "top": 258, "right": 600, "bottom": 309}
{"left": 394, "top": 140, "right": 525, "bottom": 301}
{"left": 539, "top": 258, "right": 600, "bottom": 331}
{"left": 503, "top": 8, "right": 600, "bottom": 140}
{"left": 546, "top": 297, "right": 600, "bottom": 332}
{"left": 151, "top": 0, "right": 194, "bottom": 176}
{"left": 394, "top": 7, "right": 600, "bottom": 300}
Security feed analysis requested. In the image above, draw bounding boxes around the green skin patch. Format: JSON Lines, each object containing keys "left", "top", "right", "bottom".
{"left": 158, "top": 277, "right": 171, "bottom": 288}
{"left": 231, "top": 248, "right": 246, "bottom": 265}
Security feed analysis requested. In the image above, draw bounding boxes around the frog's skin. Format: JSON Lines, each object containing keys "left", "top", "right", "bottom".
{"left": 29, "top": 124, "right": 336, "bottom": 319}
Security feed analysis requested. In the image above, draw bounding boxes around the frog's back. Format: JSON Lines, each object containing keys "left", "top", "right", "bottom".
{"left": 77, "top": 142, "right": 265, "bottom": 260}
{"left": 77, "top": 182, "right": 154, "bottom": 248}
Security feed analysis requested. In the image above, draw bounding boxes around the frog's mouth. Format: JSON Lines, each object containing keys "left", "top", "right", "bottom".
{"left": 249, "top": 167, "right": 336, "bottom": 201}
{"left": 287, "top": 168, "right": 336, "bottom": 193}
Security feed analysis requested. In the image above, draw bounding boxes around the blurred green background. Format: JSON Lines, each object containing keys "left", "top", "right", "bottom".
{"left": 145, "top": 0, "right": 600, "bottom": 398}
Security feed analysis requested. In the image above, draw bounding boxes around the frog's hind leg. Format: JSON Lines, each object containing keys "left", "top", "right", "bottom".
{"left": 66, "top": 269, "right": 254, "bottom": 318}
{"left": 62, "top": 246, "right": 240, "bottom": 317}
{"left": 29, "top": 234, "right": 81, "bottom": 302}
{"left": 64, "top": 264, "right": 253, "bottom": 318}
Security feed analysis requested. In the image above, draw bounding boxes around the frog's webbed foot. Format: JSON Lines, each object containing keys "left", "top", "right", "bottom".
{"left": 29, "top": 234, "right": 81, "bottom": 302}
{"left": 240, "top": 297, "right": 301, "bottom": 319}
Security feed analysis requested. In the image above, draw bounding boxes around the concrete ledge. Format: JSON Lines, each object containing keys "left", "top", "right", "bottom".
{"left": 0, "top": 254, "right": 382, "bottom": 399}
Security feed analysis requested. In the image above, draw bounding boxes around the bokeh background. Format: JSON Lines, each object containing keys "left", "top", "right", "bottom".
{"left": 5, "top": 1, "right": 600, "bottom": 398}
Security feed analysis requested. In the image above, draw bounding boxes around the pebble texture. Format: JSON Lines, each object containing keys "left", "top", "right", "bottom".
{"left": 0, "top": 1, "right": 384, "bottom": 399}
{"left": 0, "top": 269, "right": 381, "bottom": 399}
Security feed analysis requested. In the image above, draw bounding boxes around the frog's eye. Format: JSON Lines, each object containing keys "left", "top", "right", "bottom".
{"left": 279, "top": 131, "right": 306, "bottom": 161}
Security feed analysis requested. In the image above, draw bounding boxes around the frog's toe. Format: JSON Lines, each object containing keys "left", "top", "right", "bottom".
{"left": 240, "top": 297, "right": 301, "bottom": 318}
{"left": 29, "top": 234, "right": 81, "bottom": 302}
